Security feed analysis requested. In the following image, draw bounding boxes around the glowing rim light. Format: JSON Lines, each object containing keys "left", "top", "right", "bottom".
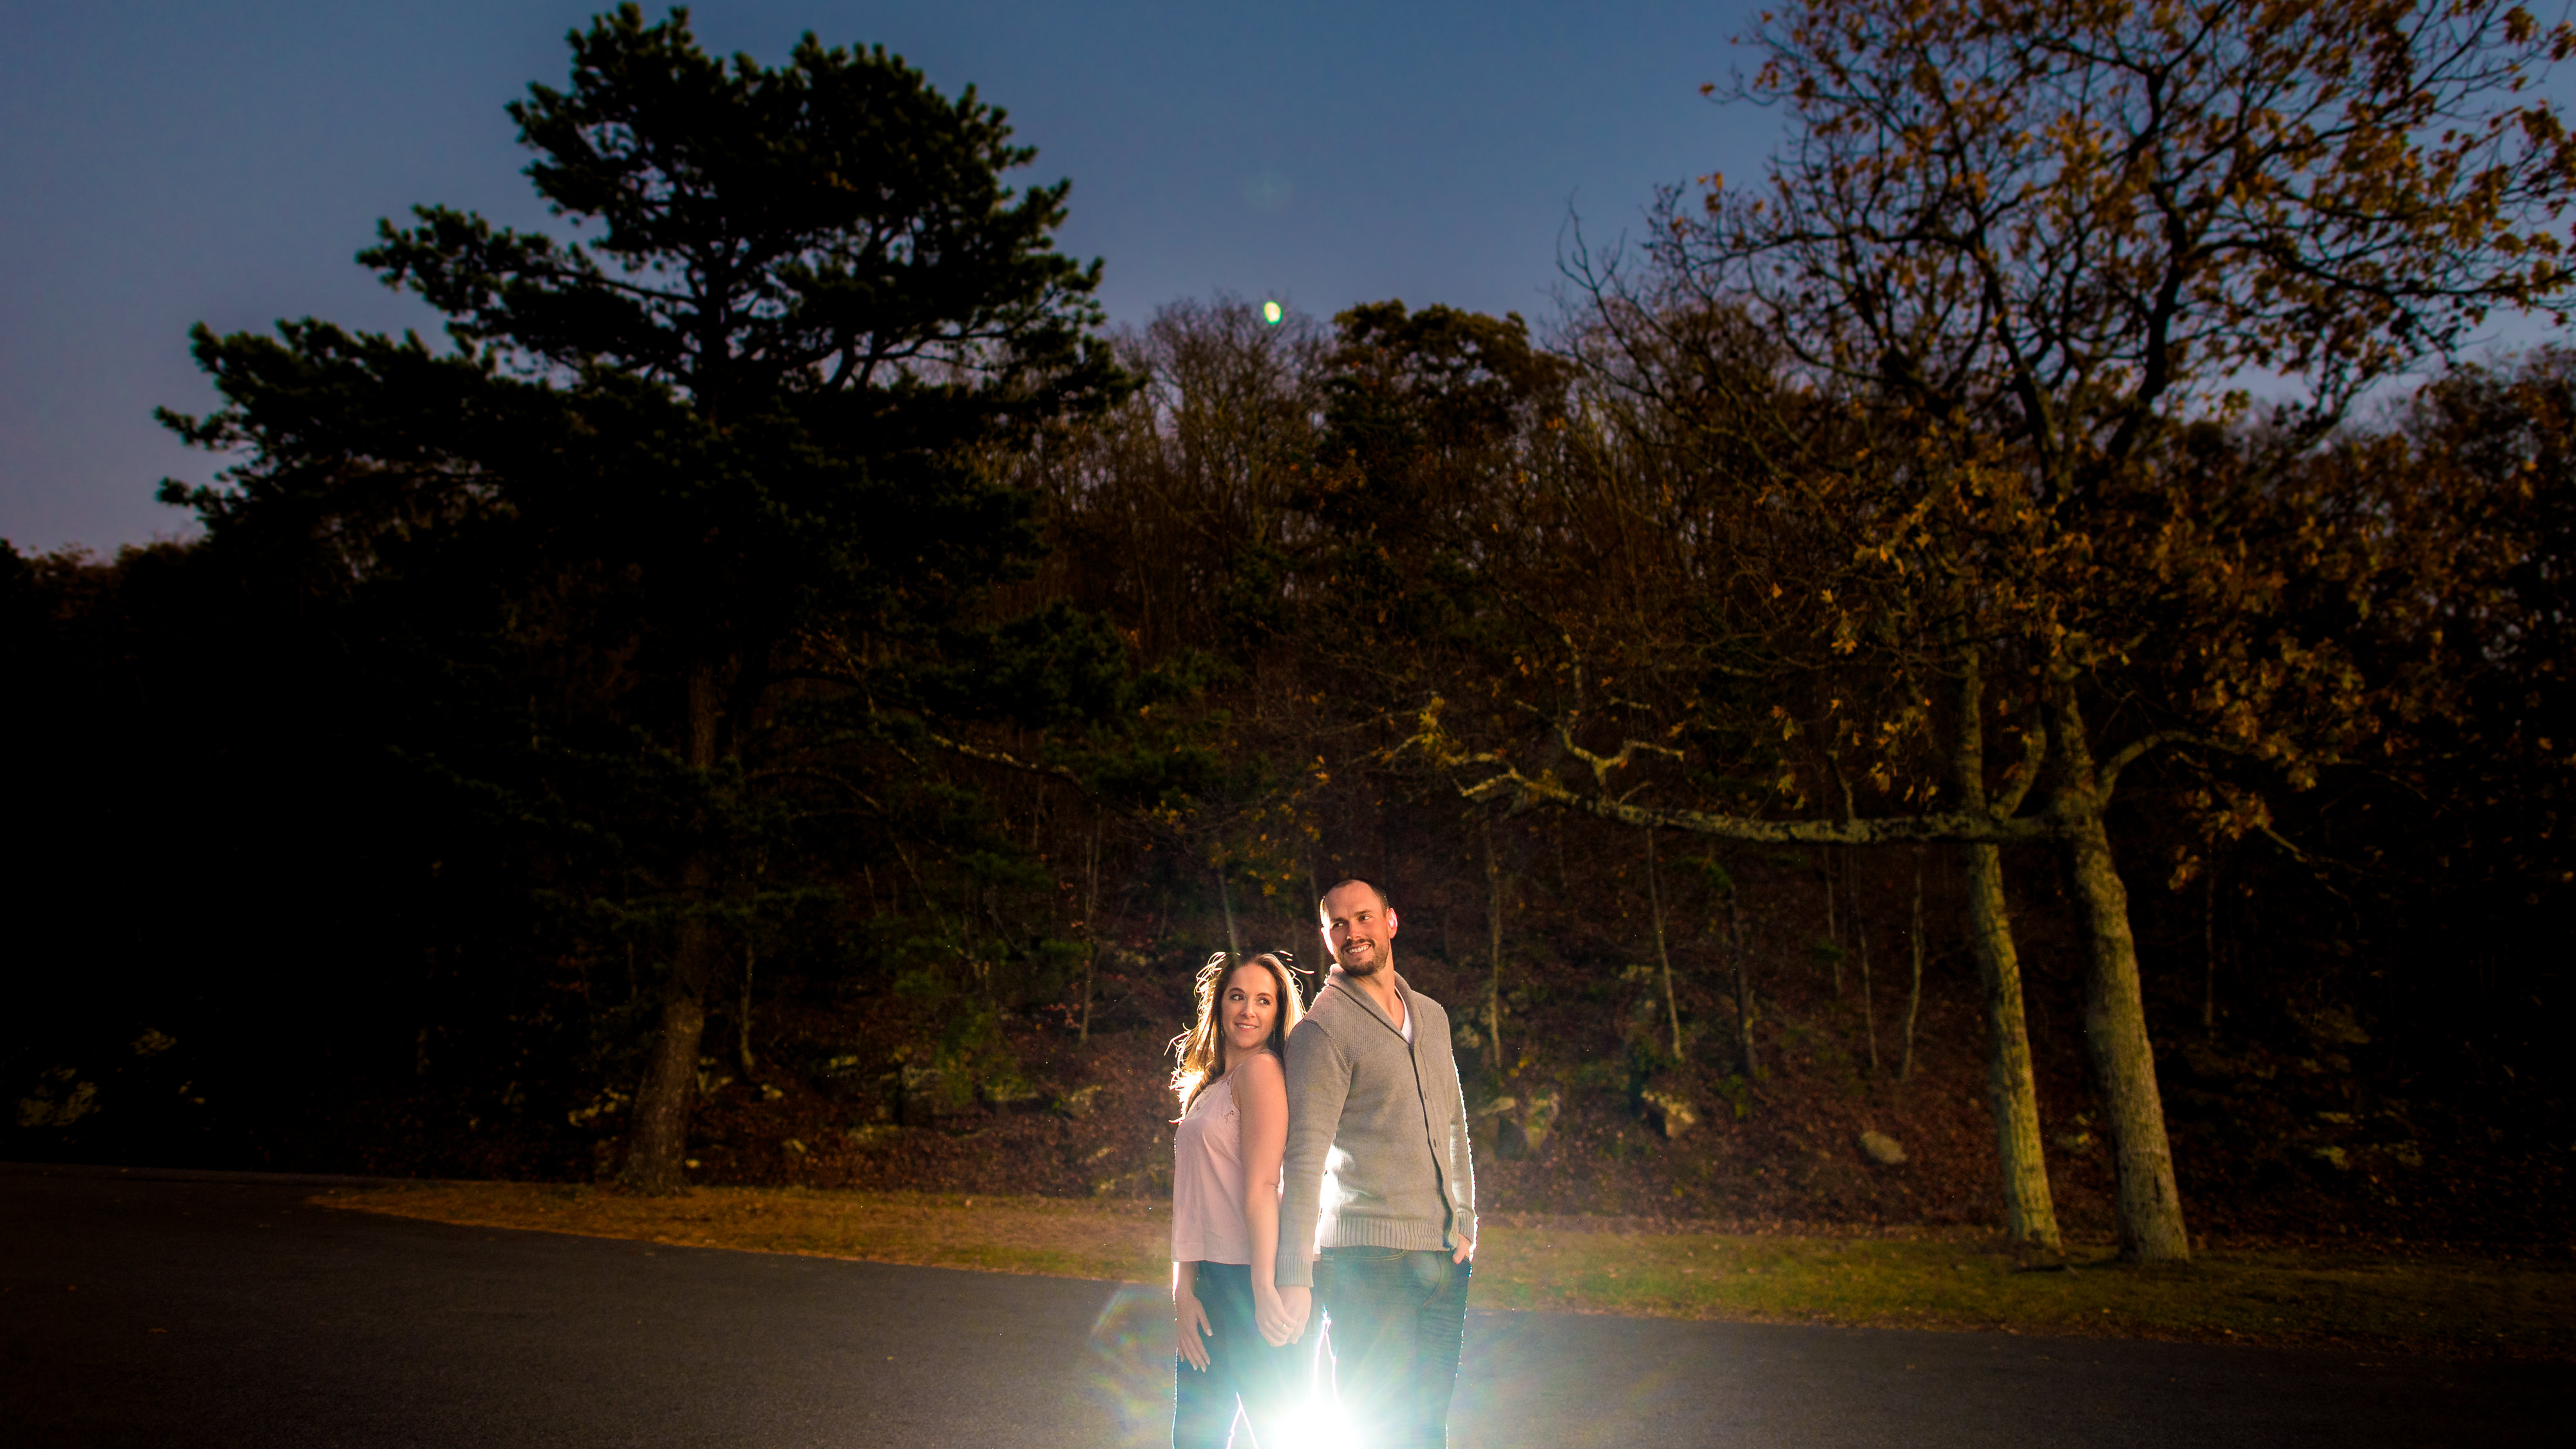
{"left": 1262, "top": 299, "right": 1284, "bottom": 326}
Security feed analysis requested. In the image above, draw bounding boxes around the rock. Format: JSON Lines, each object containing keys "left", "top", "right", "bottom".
{"left": 15, "top": 1069, "right": 99, "bottom": 1129}
{"left": 1640, "top": 1088, "right": 1698, "bottom": 1139}
{"left": 2174, "top": 1041, "right": 2238, "bottom": 1083}
{"left": 1712, "top": 1074, "right": 1756, "bottom": 1122}
{"left": 2302, "top": 1007, "right": 2372, "bottom": 1047}
{"left": 693, "top": 1055, "right": 735, "bottom": 1098}
{"left": 1859, "top": 1130, "right": 1908, "bottom": 1166}
{"left": 896, "top": 1063, "right": 947, "bottom": 1126}
{"left": 812, "top": 1053, "right": 873, "bottom": 1102}
{"left": 978, "top": 1076, "right": 1043, "bottom": 1111}
{"left": 1050, "top": 1083, "right": 1105, "bottom": 1120}
{"left": 1521, "top": 1090, "right": 1562, "bottom": 1153}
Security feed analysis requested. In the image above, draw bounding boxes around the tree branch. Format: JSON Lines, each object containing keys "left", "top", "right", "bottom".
{"left": 1464, "top": 759, "right": 2056, "bottom": 845}
{"left": 919, "top": 728, "right": 1093, "bottom": 794}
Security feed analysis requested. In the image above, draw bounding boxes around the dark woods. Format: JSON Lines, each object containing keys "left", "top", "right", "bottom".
{"left": 7, "top": 3, "right": 2572, "bottom": 1251}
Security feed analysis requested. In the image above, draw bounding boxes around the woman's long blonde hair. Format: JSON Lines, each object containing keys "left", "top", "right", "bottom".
{"left": 1170, "top": 951, "right": 1304, "bottom": 1115}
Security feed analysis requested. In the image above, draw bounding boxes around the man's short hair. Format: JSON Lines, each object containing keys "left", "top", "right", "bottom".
{"left": 1316, "top": 877, "right": 1390, "bottom": 921}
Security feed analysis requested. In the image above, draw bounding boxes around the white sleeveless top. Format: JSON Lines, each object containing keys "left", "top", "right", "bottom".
{"left": 1171, "top": 1067, "right": 1261, "bottom": 1265}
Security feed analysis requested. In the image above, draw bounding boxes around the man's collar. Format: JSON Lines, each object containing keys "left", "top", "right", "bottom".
{"left": 1324, "top": 965, "right": 1410, "bottom": 1032}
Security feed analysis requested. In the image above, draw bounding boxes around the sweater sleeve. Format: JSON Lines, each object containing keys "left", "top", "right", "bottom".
{"left": 1445, "top": 1032, "right": 1478, "bottom": 1248}
{"left": 1274, "top": 1014, "right": 1349, "bottom": 1289}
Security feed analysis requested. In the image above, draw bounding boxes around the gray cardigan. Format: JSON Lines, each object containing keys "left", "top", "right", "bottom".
{"left": 1274, "top": 969, "right": 1477, "bottom": 1289}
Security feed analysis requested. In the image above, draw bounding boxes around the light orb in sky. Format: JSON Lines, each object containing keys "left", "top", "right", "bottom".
{"left": 1262, "top": 300, "right": 1283, "bottom": 326}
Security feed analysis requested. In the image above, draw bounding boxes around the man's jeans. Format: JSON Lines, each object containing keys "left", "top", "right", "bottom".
{"left": 1316, "top": 1246, "right": 1472, "bottom": 1448}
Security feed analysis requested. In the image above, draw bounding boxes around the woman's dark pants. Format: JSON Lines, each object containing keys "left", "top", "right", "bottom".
{"left": 1172, "top": 1262, "right": 1303, "bottom": 1448}
{"left": 1316, "top": 1245, "right": 1472, "bottom": 1448}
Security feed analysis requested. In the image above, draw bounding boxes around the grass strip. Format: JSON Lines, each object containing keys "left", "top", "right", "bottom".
{"left": 323, "top": 1182, "right": 2570, "bottom": 1359}
{"left": 326, "top": 1181, "right": 1171, "bottom": 1282}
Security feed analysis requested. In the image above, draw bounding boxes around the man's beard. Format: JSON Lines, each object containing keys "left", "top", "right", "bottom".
{"left": 1337, "top": 942, "right": 1391, "bottom": 978}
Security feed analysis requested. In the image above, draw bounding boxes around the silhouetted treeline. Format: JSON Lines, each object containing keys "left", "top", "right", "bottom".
{"left": 8, "top": 299, "right": 2570, "bottom": 1229}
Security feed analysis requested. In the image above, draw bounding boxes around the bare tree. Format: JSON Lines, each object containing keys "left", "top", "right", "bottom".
{"left": 1645, "top": 826, "right": 1684, "bottom": 1062}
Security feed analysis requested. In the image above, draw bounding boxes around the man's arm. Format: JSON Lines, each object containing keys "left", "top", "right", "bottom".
{"left": 1274, "top": 1015, "right": 1350, "bottom": 1290}
{"left": 1445, "top": 1024, "right": 1477, "bottom": 1258}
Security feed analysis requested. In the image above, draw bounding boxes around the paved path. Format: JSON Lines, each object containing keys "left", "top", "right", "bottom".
{"left": 3, "top": 1165, "right": 2564, "bottom": 1447}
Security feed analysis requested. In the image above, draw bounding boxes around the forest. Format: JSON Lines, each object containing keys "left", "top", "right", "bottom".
{"left": 6, "top": 1, "right": 2571, "bottom": 1262}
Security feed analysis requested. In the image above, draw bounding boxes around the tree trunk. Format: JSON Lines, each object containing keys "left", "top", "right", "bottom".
{"left": 1644, "top": 826, "right": 1683, "bottom": 1063}
{"left": 2054, "top": 688, "right": 2192, "bottom": 1263}
{"left": 1483, "top": 817, "right": 1506, "bottom": 1076}
{"left": 2202, "top": 871, "right": 2217, "bottom": 1040}
{"left": 1948, "top": 644, "right": 2063, "bottom": 1251}
{"left": 1079, "top": 819, "right": 1102, "bottom": 1046}
{"left": 1730, "top": 886, "right": 1757, "bottom": 1075}
{"left": 1900, "top": 849, "right": 1923, "bottom": 1081}
{"left": 620, "top": 661, "right": 726, "bottom": 1195}
{"left": 1218, "top": 866, "right": 1241, "bottom": 959}
{"left": 736, "top": 938, "right": 757, "bottom": 1078}
{"left": 1824, "top": 853, "right": 1842, "bottom": 995}
{"left": 1857, "top": 916, "right": 1879, "bottom": 1075}
{"left": 1964, "top": 840, "right": 2062, "bottom": 1251}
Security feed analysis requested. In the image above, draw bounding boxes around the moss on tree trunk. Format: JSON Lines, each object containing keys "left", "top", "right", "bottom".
{"left": 1963, "top": 840, "right": 2061, "bottom": 1252}
{"left": 2054, "top": 688, "right": 2190, "bottom": 1263}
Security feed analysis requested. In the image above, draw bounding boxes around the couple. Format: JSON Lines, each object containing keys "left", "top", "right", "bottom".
{"left": 1167, "top": 878, "right": 1477, "bottom": 1448}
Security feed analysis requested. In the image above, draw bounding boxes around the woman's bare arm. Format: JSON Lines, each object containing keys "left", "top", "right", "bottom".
{"left": 1234, "top": 1050, "right": 1296, "bottom": 1342}
{"left": 1172, "top": 1258, "right": 1210, "bottom": 1370}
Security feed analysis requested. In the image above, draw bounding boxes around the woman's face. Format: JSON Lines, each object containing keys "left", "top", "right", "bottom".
{"left": 1218, "top": 964, "right": 1279, "bottom": 1056}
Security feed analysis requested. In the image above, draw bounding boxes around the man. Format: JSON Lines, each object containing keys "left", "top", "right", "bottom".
{"left": 1265, "top": 878, "right": 1476, "bottom": 1447}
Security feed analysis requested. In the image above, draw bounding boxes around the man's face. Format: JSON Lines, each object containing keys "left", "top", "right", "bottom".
{"left": 1320, "top": 884, "right": 1397, "bottom": 978}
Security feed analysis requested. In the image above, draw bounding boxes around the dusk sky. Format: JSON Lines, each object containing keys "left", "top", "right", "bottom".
{"left": 1, "top": 1, "right": 1772, "bottom": 553}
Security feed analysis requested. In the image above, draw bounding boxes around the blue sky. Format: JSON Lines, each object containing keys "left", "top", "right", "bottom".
{"left": 0, "top": 1, "right": 1770, "bottom": 552}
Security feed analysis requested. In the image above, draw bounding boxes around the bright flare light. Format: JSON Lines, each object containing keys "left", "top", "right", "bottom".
{"left": 1262, "top": 299, "right": 1284, "bottom": 326}
{"left": 1268, "top": 1396, "right": 1352, "bottom": 1449}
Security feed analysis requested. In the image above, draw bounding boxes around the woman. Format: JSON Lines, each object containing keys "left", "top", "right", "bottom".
{"left": 1169, "top": 950, "right": 1305, "bottom": 1448}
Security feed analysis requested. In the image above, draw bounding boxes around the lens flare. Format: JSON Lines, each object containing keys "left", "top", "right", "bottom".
{"left": 1083, "top": 1285, "right": 1176, "bottom": 1446}
{"left": 1084, "top": 1283, "right": 1347, "bottom": 1448}
{"left": 1267, "top": 1396, "right": 1354, "bottom": 1449}
{"left": 1263, "top": 300, "right": 1284, "bottom": 326}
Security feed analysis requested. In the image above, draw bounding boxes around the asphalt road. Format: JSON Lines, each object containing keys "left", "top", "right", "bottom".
{"left": 3, "top": 1164, "right": 2564, "bottom": 1448}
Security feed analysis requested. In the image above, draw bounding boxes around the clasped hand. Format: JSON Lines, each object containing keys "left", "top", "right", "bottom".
{"left": 1255, "top": 1283, "right": 1308, "bottom": 1346}
{"left": 1248, "top": 1244, "right": 1470, "bottom": 1350}
{"left": 1178, "top": 1283, "right": 1305, "bottom": 1365}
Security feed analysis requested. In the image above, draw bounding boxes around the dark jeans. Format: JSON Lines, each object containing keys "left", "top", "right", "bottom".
{"left": 1173, "top": 1262, "right": 1304, "bottom": 1448}
{"left": 1316, "top": 1246, "right": 1472, "bottom": 1448}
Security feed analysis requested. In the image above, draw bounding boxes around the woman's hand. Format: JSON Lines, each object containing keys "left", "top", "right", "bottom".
{"left": 1253, "top": 1280, "right": 1297, "bottom": 1347}
{"left": 1175, "top": 1289, "right": 1214, "bottom": 1371}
